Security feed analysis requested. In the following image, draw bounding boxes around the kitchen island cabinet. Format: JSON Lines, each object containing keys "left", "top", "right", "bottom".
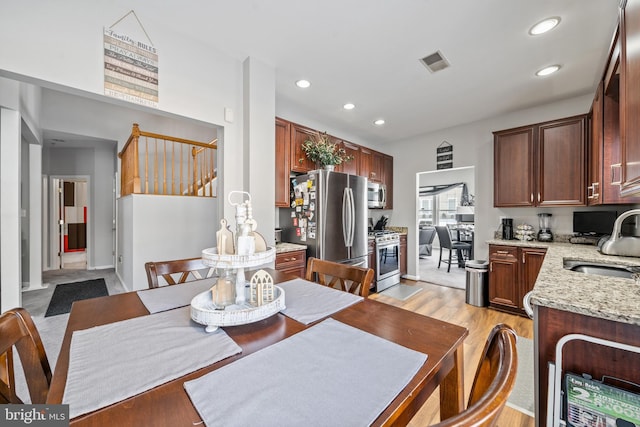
{"left": 494, "top": 115, "right": 587, "bottom": 207}
{"left": 497, "top": 239, "right": 640, "bottom": 426}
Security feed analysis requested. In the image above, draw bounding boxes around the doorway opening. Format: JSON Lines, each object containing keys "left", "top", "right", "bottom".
{"left": 416, "top": 166, "right": 475, "bottom": 290}
{"left": 50, "top": 176, "right": 90, "bottom": 270}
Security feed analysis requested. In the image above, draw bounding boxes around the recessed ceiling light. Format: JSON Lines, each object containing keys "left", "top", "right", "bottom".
{"left": 529, "top": 17, "right": 560, "bottom": 35}
{"left": 536, "top": 65, "right": 561, "bottom": 76}
{"left": 343, "top": 103, "right": 355, "bottom": 110}
{"left": 373, "top": 119, "right": 385, "bottom": 126}
{"left": 295, "top": 79, "right": 311, "bottom": 88}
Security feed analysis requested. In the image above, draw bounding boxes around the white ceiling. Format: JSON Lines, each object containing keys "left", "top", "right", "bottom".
{"left": 113, "top": 1, "right": 619, "bottom": 145}
{"left": 56, "top": 0, "right": 618, "bottom": 149}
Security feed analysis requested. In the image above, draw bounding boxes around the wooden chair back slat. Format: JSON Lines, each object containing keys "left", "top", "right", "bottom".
{"left": 305, "top": 257, "right": 374, "bottom": 298}
{"left": 0, "top": 308, "right": 51, "bottom": 404}
{"left": 431, "top": 323, "right": 518, "bottom": 427}
{"left": 145, "top": 257, "right": 215, "bottom": 289}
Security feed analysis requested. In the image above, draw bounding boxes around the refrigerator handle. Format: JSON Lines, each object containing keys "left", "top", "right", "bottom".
{"left": 348, "top": 187, "right": 355, "bottom": 247}
{"left": 342, "top": 188, "right": 349, "bottom": 246}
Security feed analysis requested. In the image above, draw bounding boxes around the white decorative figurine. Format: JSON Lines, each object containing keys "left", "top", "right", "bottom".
{"left": 249, "top": 269, "right": 275, "bottom": 306}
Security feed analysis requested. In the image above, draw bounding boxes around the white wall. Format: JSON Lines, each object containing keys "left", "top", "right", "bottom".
{"left": 387, "top": 94, "right": 597, "bottom": 277}
{"left": 118, "top": 195, "right": 218, "bottom": 291}
{"left": 0, "top": 0, "right": 246, "bottom": 222}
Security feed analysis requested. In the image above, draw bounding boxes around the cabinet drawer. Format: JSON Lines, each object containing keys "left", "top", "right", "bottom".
{"left": 489, "top": 245, "right": 517, "bottom": 260}
{"left": 275, "top": 250, "right": 306, "bottom": 269}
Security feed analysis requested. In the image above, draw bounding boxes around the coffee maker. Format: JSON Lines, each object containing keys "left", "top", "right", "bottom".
{"left": 537, "top": 213, "right": 553, "bottom": 242}
{"left": 502, "top": 218, "right": 514, "bottom": 240}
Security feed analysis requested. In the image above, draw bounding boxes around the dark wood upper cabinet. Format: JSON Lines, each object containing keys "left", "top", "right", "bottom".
{"left": 290, "top": 123, "right": 316, "bottom": 173}
{"left": 275, "top": 118, "right": 291, "bottom": 207}
{"left": 340, "top": 141, "right": 360, "bottom": 175}
{"left": 494, "top": 115, "right": 586, "bottom": 207}
{"left": 537, "top": 116, "right": 586, "bottom": 206}
{"left": 382, "top": 154, "right": 393, "bottom": 209}
{"left": 359, "top": 147, "right": 373, "bottom": 181}
{"left": 493, "top": 126, "right": 536, "bottom": 207}
{"left": 620, "top": 0, "right": 640, "bottom": 196}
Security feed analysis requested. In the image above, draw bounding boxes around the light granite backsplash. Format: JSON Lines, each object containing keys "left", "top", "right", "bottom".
{"left": 492, "top": 232, "right": 574, "bottom": 243}
{"left": 487, "top": 239, "right": 640, "bottom": 325}
{"left": 386, "top": 226, "right": 408, "bottom": 234}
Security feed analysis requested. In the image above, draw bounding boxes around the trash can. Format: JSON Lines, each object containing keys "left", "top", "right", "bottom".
{"left": 465, "top": 260, "right": 489, "bottom": 307}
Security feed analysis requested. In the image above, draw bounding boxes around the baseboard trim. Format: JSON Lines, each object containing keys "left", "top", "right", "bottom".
{"left": 115, "top": 270, "right": 131, "bottom": 292}
{"left": 402, "top": 274, "right": 419, "bottom": 281}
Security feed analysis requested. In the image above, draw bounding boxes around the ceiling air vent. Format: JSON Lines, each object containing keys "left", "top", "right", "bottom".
{"left": 420, "top": 50, "right": 450, "bottom": 73}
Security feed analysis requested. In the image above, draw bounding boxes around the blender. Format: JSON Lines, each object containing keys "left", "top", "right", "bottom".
{"left": 537, "top": 213, "right": 553, "bottom": 242}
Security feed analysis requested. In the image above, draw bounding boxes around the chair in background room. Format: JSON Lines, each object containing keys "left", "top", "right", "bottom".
{"left": 419, "top": 227, "right": 436, "bottom": 258}
{"left": 431, "top": 323, "right": 518, "bottom": 426}
{"left": 145, "top": 257, "right": 215, "bottom": 288}
{"left": 435, "top": 226, "right": 472, "bottom": 273}
{"left": 0, "top": 307, "right": 52, "bottom": 404}
{"left": 305, "top": 257, "right": 374, "bottom": 298}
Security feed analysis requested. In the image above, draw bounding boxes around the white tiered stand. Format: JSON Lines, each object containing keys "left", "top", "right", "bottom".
{"left": 192, "top": 247, "right": 280, "bottom": 332}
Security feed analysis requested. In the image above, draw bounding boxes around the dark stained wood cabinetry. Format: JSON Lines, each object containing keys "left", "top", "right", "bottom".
{"left": 367, "top": 239, "right": 377, "bottom": 290}
{"left": 621, "top": 0, "right": 640, "bottom": 196}
{"left": 400, "top": 234, "right": 407, "bottom": 276}
{"left": 489, "top": 244, "right": 546, "bottom": 317}
{"left": 275, "top": 249, "right": 306, "bottom": 278}
{"left": 275, "top": 118, "right": 291, "bottom": 207}
{"left": 536, "top": 305, "right": 640, "bottom": 425}
{"left": 275, "top": 117, "right": 393, "bottom": 208}
{"left": 494, "top": 116, "right": 587, "bottom": 207}
{"left": 290, "top": 123, "right": 316, "bottom": 174}
{"left": 338, "top": 140, "right": 360, "bottom": 175}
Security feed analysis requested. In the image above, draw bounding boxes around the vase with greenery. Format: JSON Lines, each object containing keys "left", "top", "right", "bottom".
{"left": 300, "top": 132, "right": 354, "bottom": 168}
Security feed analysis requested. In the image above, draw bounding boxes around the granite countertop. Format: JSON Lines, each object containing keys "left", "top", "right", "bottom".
{"left": 275, "top": 242, "right": 307, "bottom": 254}
{"left": 487, "top": 239, "right": 640, "bottom": 325}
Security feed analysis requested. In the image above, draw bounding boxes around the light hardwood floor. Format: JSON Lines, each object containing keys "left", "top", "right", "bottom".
{"left": 370, "top": 279, "right": 535, "bottom": 427}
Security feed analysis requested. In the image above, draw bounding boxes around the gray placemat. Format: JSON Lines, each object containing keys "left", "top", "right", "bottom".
{"left": 184, "top": 318, "right": 427, "bottom": 427}
{"left": 63, "top": 306, "right": 241, "bottom": 419}
{"left": 278, "top": 278, "right": 363, "bottom": 324}
{"left": 136, "top": 278, "right": 218, "bottom": 313}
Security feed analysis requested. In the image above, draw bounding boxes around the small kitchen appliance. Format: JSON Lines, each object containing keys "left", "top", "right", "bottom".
{"left": 537, "top": 213, "right": 553, "bottom": 242}
{"left": 501, "top": 218, "right": 513, "bottom": 240}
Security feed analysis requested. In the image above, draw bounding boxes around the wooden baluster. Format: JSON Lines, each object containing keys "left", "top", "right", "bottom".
{"left": 192, "top": 146, "right": 197, "bottom": 196}
{"left": 144, "top": 136, "right": 149, "bottom": 194}
{"left": 200, "top": 150, "right": 204, "bottom": 197}
{"left": 132, "top": 124, "right": 141, "bottom": 194}
{"left": 171, "top": 142, "right": 175, "bottom": 195}
{"left": 153, "top": 138, "right": 159, "bottom": 194}
{"left": 180, "top": 143, "right": 184, "bottom": 195}
{"left": 187, "top": 145, "right": 192, "bottom": 195}
{"left": 163, "top": 139, "right": 167, "bottom": 195}
{"left": 211, "top": 147, "right": 216, "bottom": 197}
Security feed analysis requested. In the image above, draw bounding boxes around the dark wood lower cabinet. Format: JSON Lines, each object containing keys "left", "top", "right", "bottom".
{"left": 367, "top": 239, "right": 377, "bottom": 291}
{"left": 488, "top": 244, "right": 546, "bottom": 317}
{"left": 535, "top": 305, "right": 640, "bottom": 426}
{"left": 400, "top": 234, "right": 407, "bottom": 276}
{"left": 274, "top": 249, "right": 306, "bottom": 278}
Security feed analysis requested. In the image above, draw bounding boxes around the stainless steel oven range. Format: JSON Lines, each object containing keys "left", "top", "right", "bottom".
{"left": 371, "top": 231, "right": 401, "bottom": 292}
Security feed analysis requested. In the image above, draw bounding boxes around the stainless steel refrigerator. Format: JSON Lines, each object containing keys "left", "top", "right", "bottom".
{"left": 280, "top": 169, "right": 368, "bottom": 268}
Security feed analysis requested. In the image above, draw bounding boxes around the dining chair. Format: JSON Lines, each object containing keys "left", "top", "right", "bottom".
{"left": 431, "top": 323, "right": 518, "bottom": 427}
{"left": 0, "top": 307, "right": 52, "bottom": 404}
{"left": 419, "top": 227, "right": 437, "bottom": 257}
{"left": 145, "top": 257, "right": 215, "bottom": 288}
{"left": 435, "top": 226, "right": 472, "bottom": 273}
{"left": 305, "top": 257, "right": 374, "bottom": 298}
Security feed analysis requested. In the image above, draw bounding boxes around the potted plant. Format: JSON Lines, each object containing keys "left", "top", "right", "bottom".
{"left": 300, "top": 132, "right": 354, "bottom": 170}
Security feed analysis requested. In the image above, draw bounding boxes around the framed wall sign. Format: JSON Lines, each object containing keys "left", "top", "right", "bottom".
{"left": 436, "top": 141, "right": 453, "bottom": 169}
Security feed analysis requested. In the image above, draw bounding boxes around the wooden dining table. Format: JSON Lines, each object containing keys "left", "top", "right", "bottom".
{"left": 47, "top": 269, "right": 468, "bottom": 426}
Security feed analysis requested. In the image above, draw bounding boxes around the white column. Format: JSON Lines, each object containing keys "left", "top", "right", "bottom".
{"left": 242, "top": 57, "right": 276, "bottom": 245}
{"left": 1, "top": 108, "right": 22, "bottom": 311}
{"left": 29, "top": 144, "right": 43, "bottom": 289}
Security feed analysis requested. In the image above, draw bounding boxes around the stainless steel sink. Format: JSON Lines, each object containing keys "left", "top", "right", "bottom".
{"left": 563, "top": 259, "right": 640, "bottom": 279}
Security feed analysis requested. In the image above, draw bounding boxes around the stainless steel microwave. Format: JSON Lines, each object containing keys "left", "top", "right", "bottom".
{"left": 368, "top": 182, "right": 387, "bottom": 209}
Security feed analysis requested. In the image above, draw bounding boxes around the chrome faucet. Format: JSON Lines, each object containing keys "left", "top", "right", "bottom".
{"left": 598, "top": 209, "right": 640, "bottom": 257}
